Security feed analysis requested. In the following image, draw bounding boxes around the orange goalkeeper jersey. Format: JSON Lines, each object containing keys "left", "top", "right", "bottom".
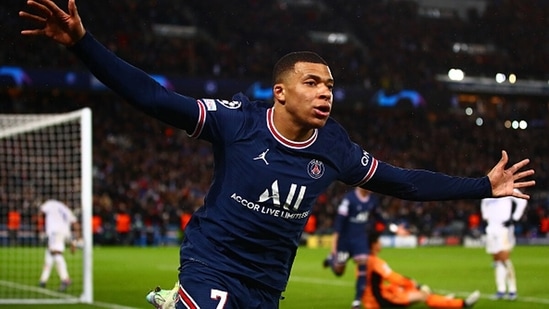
{"left": 362, "top": 255, "right": 416, "bottom": 309}
{"left": 362, "top": 255, "right": 466, "bottom": 309}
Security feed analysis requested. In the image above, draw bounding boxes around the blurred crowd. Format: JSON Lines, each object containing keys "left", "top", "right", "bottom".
{"left": 1, "top": 0, "right": 548, "bottom": 244}
{"left": 2, "top": 0, "right": 548, "bottom": 86}
{"left": 1, "top": 90, "right": 548, "bottom": 245}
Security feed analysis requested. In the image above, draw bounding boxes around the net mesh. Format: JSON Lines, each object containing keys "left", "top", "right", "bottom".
{"left": 0, "top": 112, "right": 86, "bottom": 303}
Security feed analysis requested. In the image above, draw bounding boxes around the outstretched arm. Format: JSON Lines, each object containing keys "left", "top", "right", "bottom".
{"left": 366, "top": 150, "right": 534, "bottom": 201}
{"left": 20, "top": 0, "right": 201, "bottom": 133}
{"left": 20, "top": 0, "right": 85, "bottom": 46}
{"left": 487, "top": 150, "right": 534, "bottom": 199}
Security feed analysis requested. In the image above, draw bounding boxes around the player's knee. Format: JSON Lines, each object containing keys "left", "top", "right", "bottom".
{"left": 332, "top": 265, "right": 345, "bottom": 277}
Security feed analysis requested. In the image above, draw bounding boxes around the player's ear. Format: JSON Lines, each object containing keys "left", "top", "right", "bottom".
{"left": 273, "top": 84, "right": 285, "bottom": 103}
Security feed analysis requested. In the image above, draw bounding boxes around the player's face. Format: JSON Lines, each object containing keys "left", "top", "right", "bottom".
{"left": 279, "top": 62, "right": 334, "bottom": 130}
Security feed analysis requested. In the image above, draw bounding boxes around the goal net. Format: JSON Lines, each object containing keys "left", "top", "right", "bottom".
{"left": 0, "top": 108, "right": 93, "bottom": 304}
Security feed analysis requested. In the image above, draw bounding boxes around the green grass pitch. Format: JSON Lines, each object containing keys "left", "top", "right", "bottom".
{"left": 3, "top": 245, "right": 548, "bottom": 308}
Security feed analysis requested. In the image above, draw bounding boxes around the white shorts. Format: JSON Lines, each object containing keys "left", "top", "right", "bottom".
{"left": 485, "top": 227, "right": 515, "bottom": 254}
{"left": 47, "top": 231, "right": 71, "bottom": 252}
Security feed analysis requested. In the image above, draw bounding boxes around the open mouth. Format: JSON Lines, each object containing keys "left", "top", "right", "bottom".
{"left": 314, "top": 105, "right": 331, "bottom": 117}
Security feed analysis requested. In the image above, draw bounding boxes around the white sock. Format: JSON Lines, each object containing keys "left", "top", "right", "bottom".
{"left": 39, "top": 251, "right": 53, "bottom": 283}
{"left": 495, "top": 261, "right": 507, "bottom": 293}
{"left": 505, "top": 260, "right": 517, "bottom": 293}
{"left": 53, "top": 253, "right": 69, "bottom": 281}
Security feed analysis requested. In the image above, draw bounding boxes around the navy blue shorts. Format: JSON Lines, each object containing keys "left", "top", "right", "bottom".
{"left": 175, "top": 260, "right": 281, "bottom": 309}
{"left": 335, "top": 238, "right": 369, "bottom": 263}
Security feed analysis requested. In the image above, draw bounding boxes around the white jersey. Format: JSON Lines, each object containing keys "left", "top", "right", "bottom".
{"left": 481, "top": 189, "right": 527, "bottom": 233}
{"left": 40, "top": 199, "right": 77, "bottom": 235}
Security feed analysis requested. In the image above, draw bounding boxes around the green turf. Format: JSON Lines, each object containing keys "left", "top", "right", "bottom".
{"left": 3, "top": 245, "right": 548, "bottom": 308}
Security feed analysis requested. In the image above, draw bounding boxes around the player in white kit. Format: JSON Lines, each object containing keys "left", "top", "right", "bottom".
{"left": 480, "top": 189, "right": 527, "bottom": 300}
{"left": 38, "top": 199, "right": 80, "bottom": 292}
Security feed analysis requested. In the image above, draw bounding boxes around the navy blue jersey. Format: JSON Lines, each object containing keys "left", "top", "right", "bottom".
{"left": 70, "top": 33, "right": 493, "bottom": 292}
{"left": 182, "top": 95, "right": 377, "bottom": 291}
{"left": 333, "top": 190, "right": 381, "bottom": 257}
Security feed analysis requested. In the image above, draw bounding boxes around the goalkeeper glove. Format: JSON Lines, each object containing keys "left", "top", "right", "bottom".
{"left": 416, "top": 283, "right": 431, "bottom": 294}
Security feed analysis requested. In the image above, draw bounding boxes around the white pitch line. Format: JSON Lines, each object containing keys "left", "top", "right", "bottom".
{"left": 0, "top": 280, "right": 142, "bottom": 309}
{"left": 436, "top": 289, "right": 549, "bottom": 305}
{"left": 91, "top": 301, "right": 142, "bottom": 309}
{"left": 290, "top": 276, "right": 549, "bottom": 305}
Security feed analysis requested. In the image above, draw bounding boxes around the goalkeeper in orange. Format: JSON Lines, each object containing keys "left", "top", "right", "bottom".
{"left": 361, "top": 232, "right": 480, "bottom": 308}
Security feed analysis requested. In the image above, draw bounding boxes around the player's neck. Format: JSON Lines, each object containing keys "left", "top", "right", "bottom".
{"left": 271, "top": 108, "right": 314, "bottom": 142}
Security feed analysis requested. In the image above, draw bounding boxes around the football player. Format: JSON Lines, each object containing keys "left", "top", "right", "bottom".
{"left": 481, "top": 189, "right": 527, "bottom": 300}
{"left": 362, "top": 232, "right": 480, "bottom": 308}
{"left": 20, "top": 2, "right": 535, "bottom": 308}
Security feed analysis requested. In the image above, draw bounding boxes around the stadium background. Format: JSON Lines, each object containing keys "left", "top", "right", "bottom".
{"left": 0, "top": 0, "right": 548, "bottom": 308}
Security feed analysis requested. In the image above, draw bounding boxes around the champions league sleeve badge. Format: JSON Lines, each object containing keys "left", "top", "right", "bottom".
{"left": 217, "top": 99, "right": 242, "bottom": 109}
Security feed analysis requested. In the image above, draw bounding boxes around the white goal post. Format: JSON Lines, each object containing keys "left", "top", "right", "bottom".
{"left": 0, "top": 108, "right": 93, "bottom": 304}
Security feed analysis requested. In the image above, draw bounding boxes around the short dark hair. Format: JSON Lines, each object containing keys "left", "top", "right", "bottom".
{"left": 368, "top": 231, "right": 381, "bottom": 249}
{"left": 272, "top": 51, "right": 328, "bottom": 85}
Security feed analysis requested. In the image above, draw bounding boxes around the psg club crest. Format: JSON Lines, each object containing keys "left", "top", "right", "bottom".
{"left": 307, "top": 159, "right": 325, "bottom": 179}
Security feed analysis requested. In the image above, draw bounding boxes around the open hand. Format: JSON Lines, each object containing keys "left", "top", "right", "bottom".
{"left": 487, "top": 150, "right": 535, "bottom": 199}
{"left": 20, "top": 0, "right": 85, "bottom": 46}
